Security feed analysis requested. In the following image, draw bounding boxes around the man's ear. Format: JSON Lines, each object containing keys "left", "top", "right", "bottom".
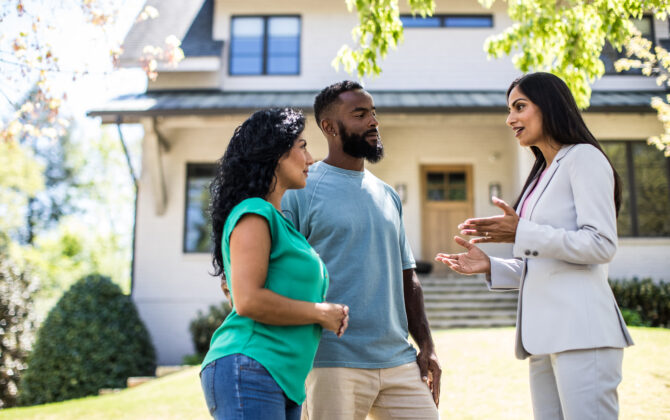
{"left": 321, "top": 118, "right": 336, "bottom": 137}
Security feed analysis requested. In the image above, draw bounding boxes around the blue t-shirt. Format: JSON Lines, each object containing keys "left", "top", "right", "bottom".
{"left": 282, "top": 161, "right": 417, "bottom": 368}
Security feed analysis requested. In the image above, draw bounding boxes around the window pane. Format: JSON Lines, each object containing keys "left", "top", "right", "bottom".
{"left": 267, "top": 17, "right": 299, "bottom": 75}
{"left": 602, "top": 142, "right": 632, "bottom": 236}
{"left": 444, "top": 16, "right": 493, "bottom": 28}
{"left": 632, "top": 143, "right": 670, "bottom": 236}
{"left": 231, "top": 17, "right": 265, "bottom": 75}
{"left": 602, "top": 16, "right": 652, "bottom": 74}
{"left": 231, "top": 37, "right": 263, "bottom": 55}
{"left": 232, "top": 17, "right": 264, "bottom": 36}
{"left": 400, "top": 16, "right": 441, "bottom": 27}
{"left": 185, "top": 165, "right": 215, "bottom": 253}
{"left": 268, "top": 17, "right": 299, "bottom": 36}
{"left": 447, "top": 172, "right": 467, "bottom": 200}
{"left": 230, "top": 57, "right": 263, "bottom": 74}
{"left": 427, "top": 172, "right": 445, "bottom": 201}
{"left": 267, "top": 56, "right": 299, "bottom": 74}
{"left": 268, "top": 37, "right": 299, "bottom": 55}
{"left": 632, "top": 16, "right": 652, "bottom": 35}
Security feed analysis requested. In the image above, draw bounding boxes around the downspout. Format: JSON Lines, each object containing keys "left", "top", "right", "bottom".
{"left": 116, "top": 117, "right": 139, "bottom": 296}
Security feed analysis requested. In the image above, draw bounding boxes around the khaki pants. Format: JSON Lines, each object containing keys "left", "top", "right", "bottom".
{"left": 301, "top": 362, "right": 439, "bottom": 420}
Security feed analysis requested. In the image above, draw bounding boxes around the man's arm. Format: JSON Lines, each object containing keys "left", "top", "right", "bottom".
{"left": 403, "top": 268, "right": 441, "bottom": 407}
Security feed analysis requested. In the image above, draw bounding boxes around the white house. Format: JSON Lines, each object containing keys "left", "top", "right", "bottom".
{"left": 89, "top": 0, "right": 670, "bottom": 364}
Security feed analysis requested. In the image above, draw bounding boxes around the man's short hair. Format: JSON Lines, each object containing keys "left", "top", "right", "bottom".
{"left": 313, "top": 80, "right": 364, "bottom": 127}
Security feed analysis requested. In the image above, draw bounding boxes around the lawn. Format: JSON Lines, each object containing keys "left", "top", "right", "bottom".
{"left": 2, "top": 327, "right": 668, "bottom": 419}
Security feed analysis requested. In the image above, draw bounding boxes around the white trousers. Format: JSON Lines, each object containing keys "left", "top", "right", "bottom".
{"left": 529, "top": 347, "right": 623, "bottom": 420}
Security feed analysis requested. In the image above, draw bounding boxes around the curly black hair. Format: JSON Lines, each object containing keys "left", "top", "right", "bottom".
{"left": 313, "top": 80, "right": 363, "bottom": 126}
{"left": 209, "top": 108, "right": 305, "bottom": 277}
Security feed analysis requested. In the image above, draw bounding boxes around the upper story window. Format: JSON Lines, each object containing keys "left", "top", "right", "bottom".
{"left": 601, "top": 16, "right": 654, "bottom": 75}
{"left": 184, "top": 164, "right": 216, "bottom": 253}
{"left": 400, "top": 14, "right": 493, "bottom": 28}
{"left": 602, "top": 141, "right": 670, "bottom": 237}
{"left": 230, "top": 16, "right": 300, "bottom": 75}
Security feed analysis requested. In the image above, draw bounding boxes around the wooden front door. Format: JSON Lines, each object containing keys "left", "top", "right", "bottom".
{"left": 421, "top": 165, "right": 474, "bottom": 272}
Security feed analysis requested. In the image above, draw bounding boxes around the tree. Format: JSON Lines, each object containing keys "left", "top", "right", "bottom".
{"left": 339, "top": 0, "right": 670, "bottom": 155}
{"left": 0, "top": 1, "right": 164, "bottom": 295}
{"left": 0, "top": 1, "right": 182, "bottom": 147}
{"left": 0, "top": 237, "right": 39, "bottom": 408}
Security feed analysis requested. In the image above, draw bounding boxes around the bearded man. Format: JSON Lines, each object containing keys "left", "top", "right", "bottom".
{"left": 282, "top": 81, "right": 441, "bottom": 420}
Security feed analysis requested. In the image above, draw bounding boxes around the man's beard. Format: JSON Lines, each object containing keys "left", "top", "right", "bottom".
{"left": 338, "top": 121, "right": 384, "bottom": 163}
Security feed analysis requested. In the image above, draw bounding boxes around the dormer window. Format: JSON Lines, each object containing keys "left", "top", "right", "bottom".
{"left": 601, "top": 16, "right": 653, "bottom": 75}
{"left": 400, "top": 14, "right": 493, "bottom": 28}
{"left": 229, "top": 16, "right": 301, "bottom": 75}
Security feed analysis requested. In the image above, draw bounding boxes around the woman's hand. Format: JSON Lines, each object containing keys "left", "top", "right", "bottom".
{"left": 316, "top": 303, "right": 349, "bottom": 337}
{"left": 435, "top": 236, "right": 491, "bottom": 275}
{"left": 459, "top": 197, "right": 519, "bottom": 243}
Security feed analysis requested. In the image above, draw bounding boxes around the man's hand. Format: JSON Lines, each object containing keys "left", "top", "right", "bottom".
{"left": 417, "top": 348, "right": 441, "bottom": 407}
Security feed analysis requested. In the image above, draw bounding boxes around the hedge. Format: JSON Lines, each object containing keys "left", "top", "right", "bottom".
{"left": 186, "top": 301, "right": 231, "bottom": 364}
{"left": 609, "top": 278, "right": 670, "bottom": 328}
{"left": 18, "top": 274, "right": 156, "bottom": 405}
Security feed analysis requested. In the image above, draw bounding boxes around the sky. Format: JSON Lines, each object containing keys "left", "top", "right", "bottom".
{"left": 0, "top": 0, "right": 148, "bottom": 123}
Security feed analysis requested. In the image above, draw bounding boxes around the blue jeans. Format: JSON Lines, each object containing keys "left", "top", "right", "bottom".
{"left": 200, "top": 353, "right": 301, "bottom": 420}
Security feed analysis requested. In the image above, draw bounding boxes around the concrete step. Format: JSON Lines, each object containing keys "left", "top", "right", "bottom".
{"left": 422, "top": 284, "right": 490, "bottom": 293}
{"left": 419, "top": 276, "right": 486, "bottom": 286}
{"left": 426, "top": 309, "right": 516, "bottom": 320}
{"left": 418, "top": 274, "right": 518, "bottom": 328}
{"left": 423, "top": 292, "right": 517, "bottom": 302}
{"left": 423, "top": 301, "right": 517, "bottom": 310}
{"left": 428, "top": 318, "right": 516, "bottom": 329}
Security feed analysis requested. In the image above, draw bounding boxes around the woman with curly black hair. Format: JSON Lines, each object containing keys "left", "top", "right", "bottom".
{"left": 200, "top": 108, "right": 349, "bottom": 420}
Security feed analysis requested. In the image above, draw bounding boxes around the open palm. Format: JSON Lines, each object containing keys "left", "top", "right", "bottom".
{"left": 435, "top": 236, "right": 490, "bottom": 275}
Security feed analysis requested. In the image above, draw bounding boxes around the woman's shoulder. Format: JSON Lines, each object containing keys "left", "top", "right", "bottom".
{"left": 564, "top": 143, "right": 609, "bottom": 165}
{"left": 228, "top": 198, "right": 276, "bottom": 223}
{"left": 562, "top": 143, "right": 613, "bottom": 180}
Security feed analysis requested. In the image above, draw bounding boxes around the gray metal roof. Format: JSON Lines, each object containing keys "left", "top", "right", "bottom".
{"left": 88, "top": 90, "right": 661, "bottom": 120}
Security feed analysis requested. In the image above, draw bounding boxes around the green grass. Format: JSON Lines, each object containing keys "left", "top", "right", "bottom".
{"left": 3, "top": 327, "right": 668, "bottom": 419}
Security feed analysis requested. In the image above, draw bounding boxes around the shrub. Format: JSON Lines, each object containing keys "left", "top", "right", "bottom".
{"left": 619, "top": 308, "right": 651, "bottom": 327}
{"left": 187, "top": 301, "right": 231, "bottom": 364}
{"left": 0, "top": 252, "right": 38, "bottom": 408}
{"left": 18, "top": 274, "right": 156, "bottom": 405}
{"left": 609, "top": 278, "right": 670, "bottom": 328}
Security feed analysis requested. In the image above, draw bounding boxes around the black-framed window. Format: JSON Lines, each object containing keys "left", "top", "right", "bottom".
{"left": 602, "top": 16, "right": 654, "bottom": 75}
{"left": 400, "top": 14, "right": 493, "bottom": 28}
{"left": 602, "top": 141, "right": 670, "bottom": 237}
{"left": 229, "top": 16, "right": 300, "bottom": 75}
{"left": 184, "top": 164, "right": 216, "bottom": 253}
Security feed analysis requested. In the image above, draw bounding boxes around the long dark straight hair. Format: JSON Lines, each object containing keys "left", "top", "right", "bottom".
{"left": 508, "top": 72, "right": 622, "bottom": 216}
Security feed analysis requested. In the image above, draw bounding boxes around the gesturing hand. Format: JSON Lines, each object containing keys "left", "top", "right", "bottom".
{"left": 317, "top": 303, "right": 349, "bottom": 337}
{"left": 458, "top": 197, "right": 519, "bottom": 244}
{"left": 435, "top": 236, "right": 491, "bottom": 275}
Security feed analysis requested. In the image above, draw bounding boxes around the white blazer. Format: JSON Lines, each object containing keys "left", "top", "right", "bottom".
{"left": 489, "top": 144, "right": 634, "bottom": 360}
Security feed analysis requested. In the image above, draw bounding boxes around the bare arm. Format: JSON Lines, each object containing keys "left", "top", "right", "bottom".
{"left": 229, "top": 214, "right": 348, "bottom": 336}
{"left": 403, "top": 268, "right": 441, "bottom": 407}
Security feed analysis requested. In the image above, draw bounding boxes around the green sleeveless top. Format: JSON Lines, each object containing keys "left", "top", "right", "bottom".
{"left": 201, "top": 197, "right": 329, "bottom": 404}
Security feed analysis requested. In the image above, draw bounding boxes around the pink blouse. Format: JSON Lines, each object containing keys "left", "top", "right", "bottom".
{"left": 519, "top": 168, "right": 548, "bottom": 218}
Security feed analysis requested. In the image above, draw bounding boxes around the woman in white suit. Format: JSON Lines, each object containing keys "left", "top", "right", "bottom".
{"left": 436, "top": 72, "right": 633, "bottom": 420}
